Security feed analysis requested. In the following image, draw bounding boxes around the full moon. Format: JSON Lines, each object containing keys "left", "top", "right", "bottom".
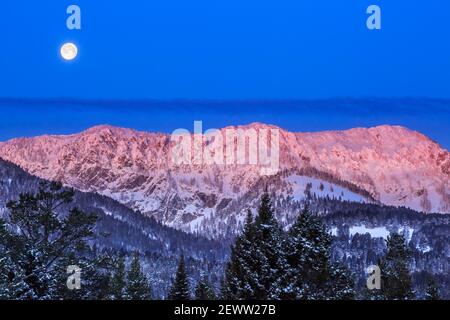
{"left": 60, "top": 42, "right": 78, "bottom": 61}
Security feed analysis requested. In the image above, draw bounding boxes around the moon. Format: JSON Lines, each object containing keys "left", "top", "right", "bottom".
{"left": 60, "top": 42, "right": 78, "bottom": 61}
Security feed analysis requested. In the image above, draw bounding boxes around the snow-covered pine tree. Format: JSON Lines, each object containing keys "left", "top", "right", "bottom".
{"left": 326, "top": 263, "right": 355, "bottom": 300}
{"left": 284, "top": 204, "right": 354, "bottom": 300}
{"left": 252, "top": 193, "right": 289, "bottom": 299}
{"left": 0, "top": 252, "right": 27, "bottom": 300}
{"left": 168, "top": 254, "right": 190, "bottom": 300}
{"left": 0, "top": 257, "right": 7, "bottom": 299}
{"left": 0, "top": 219, "right": 10, "bottom": 299}
{"left": 58, "top": 251, "right": 112, "bottom": 300}
{"left": 0, "top": 218, "right": 29, "bottom": 299}
{"left": 125, "top": 253, "right": 152, "bottom": 300}
{"left": 110, "top": 254, "right": 127, "bottom": 300}
{"left": 1, "top": 182, "right": 100, "bottom": 300}
{"left": 194, "top": 274, "right": 217, "bottom": 300}
{"left": 379, "top": 233, "right": 415, "bottom": 300}
{"left": 222, "top": 194, "right": 288, "bottom": 300}
{"left": 219, "top": 277, "right": 231, "bottom": 300}
{"left": 222, "top": 210, "right": 259, "bottom": 299}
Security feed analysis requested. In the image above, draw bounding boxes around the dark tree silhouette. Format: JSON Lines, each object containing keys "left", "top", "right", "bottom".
{"left": 168, "top": 254, "right": 190, "bottom": 300}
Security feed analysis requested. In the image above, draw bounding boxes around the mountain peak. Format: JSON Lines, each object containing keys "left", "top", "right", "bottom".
{"left": 242, "top": 122, "right": 282, "bottom": 130}
{"left": 83, "top": 124, "right": 117, "bottom": 132}
{"left": 82, "top": 124, "right": 134, "bottom": 135}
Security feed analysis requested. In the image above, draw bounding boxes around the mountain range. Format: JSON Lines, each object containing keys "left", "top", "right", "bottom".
{"left": 0, "top": 123, "right": 448, "bottom": 238}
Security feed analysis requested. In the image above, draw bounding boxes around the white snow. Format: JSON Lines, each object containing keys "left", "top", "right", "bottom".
{"left": 398, "top": 226, "right": 415, "bottom": 242}
{"left": 418, "top": 245, "right": 432, "bottom": 253}
{"left": 349, "top": 225, "right": 390, "bottom": 239}
{"left": 286, "top": 175, "right": 367, "bottom": 203}
{"left": 330, "top": 227, "right": 338, "bottom": 237}
{"left": 99, "top": 207, "right": 125, "bottom": 222}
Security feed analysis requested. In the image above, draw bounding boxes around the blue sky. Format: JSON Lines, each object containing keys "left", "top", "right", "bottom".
{"left": 0, "top": 1, "right": 449, "bottom": 99}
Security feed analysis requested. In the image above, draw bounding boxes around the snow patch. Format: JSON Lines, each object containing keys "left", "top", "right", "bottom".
{"left": 330, "top": 227, "right": 338, "bottom": 237}
{"left": 349, "top": 225, "right": 390, "bottom": 239}
{"left": 398, "top": 226, "right": 415, "bottom": 242}
{"left": 286, "top": 175, "right": 367, "bottom": 203}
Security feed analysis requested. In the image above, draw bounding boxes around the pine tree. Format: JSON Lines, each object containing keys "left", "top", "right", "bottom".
{"left": 221, "top": 195, "right": 356, "bottom": 301}
{"left": 125, "top": 253, "right": 152, "bottom": 300}
{"left": 168, "top": 254, "right": 190, "bottom": 300}
{"left": 0, "top": 217, "right": 29, "bottom": 299}
{"left": 424, "top": 276, "right": 440, "bottom": 300}
{"left": 110, "top": 255, "right": 127, "bottom": 300}
{"left": 0, "top": 219, "right": 10, "bottom": 299}
{"left": 0, "top": 252, "right": 27, "bottom": 300}
{"left": 284, "top": 204, "right": 354, "bottom": 300}
{"left": 0, "top": 257, "right": 7, "bottom": 299}
{"left": 0, "top": 182, "right": 100, "bottom": 300}
{"left": 252, "top": 193, "right": 288, "bottom": 299}
{"left": 379, "top": 233, "right": 414, "bottom": 300}
{"left": 222, "top": 210, "right": 259, "bottom": 299}
{"left": 326, "top": 263, "right": 355, "bottom": 300}
{"left": 222, "top": 194, "right": 288, "bottom": 300}
{"left": 195, "top": 274, "right": 216, "bottom": 300}
{"left": 59, "top": 252, "right": 113, "bottom": 300}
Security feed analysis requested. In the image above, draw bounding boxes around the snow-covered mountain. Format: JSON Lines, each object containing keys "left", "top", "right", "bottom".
{"left": 0, "top": 123, "right": 448, "bottom": 237}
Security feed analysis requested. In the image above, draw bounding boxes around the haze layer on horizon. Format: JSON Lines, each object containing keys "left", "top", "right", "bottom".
{"left": 0, "top": 99, "right": 449, "bottom": 150}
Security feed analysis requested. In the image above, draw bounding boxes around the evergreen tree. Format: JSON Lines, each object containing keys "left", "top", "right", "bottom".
{"left": 0, "top": 182, "right": 100, "bottom": 300}
{"left": 168, "top": 254, "right": 190, "bottom": 300}
{"left": 0, "top": 217, "right": 30, "bottom": 299}
{"left": 110, "top": 255, "right": 126, "bottom": 300}
{"left": 222, "top": 210, "right": 259, "bottom": 299}
{"left": 0, "top": 256, "right": 7, "bottom": 299}
{"left": 195, "top": 274, "right": 217, "bottom": 300}
{"left": 0, "top": 254, "right": 27, "bottom": 300}
{"left": 379, "top": 233, "right": 414, "bottom": 300}
{"left": 326, "top": 263, "right": 355, "bottom": 300}
{"left": 0, "top": 219, "right": 10, "bottom": 299}
{"left": 252, "top": 193, "right": 288, "bottom": 299}
{"left": 59, "top": 251, "right": 112, "bottom": 300}
{"left": 284, "top": 204, "right": 355, "bottom": 300}
{"left": 219, "top": 277, "right": 230, "bottom": 300}
{"left": 223, "top": 194, "right": 288, "bottom": 300}
{"left": 125, "top": 253, "right": 152, "bottom": 300}
{"left": 424, "top": 276, "right": 440, "bottom": 300}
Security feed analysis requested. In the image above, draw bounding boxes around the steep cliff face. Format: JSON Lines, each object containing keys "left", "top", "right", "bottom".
{"left": 0, "top": 123, "right": 448, "bottom": 236}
